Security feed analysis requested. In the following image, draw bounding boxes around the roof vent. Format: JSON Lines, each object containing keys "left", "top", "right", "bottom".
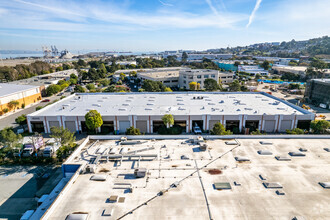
{"left": 147, "top": 103, "right": 154, "bottom": 106}
{"left": 97, "top": 100, "right": 104, "bottom": 102}
{"left": 102, "top": 97, "right": 108, "bottom": 99}
{"left": 118, "top": 108, "right": 127, "bottom": 111}
{"left": 179, "top": 107, "right": 186, "bottom": 110}
{"left": 208, "top": 103, "right": 215, "bottom": 105}
{"left": 145, "top": 108, "right": 153, "bottom": 110}
{"left": 125, "top": 100, "right": 132, "bottom": 102}
{"left": 92, "top": 104, "right": 101, "bottom": 107}
{"left": 122, "top": 103, "right": 130, "bottom": 106}
{"left": 237, "top": 109, "right": 241, "bottom": 111}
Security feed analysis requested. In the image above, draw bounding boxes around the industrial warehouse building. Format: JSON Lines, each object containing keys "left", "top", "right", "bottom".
{"left": 304, "top": 79, "right": 330, "bottom": 109}
{"left": 27, "top": 92, "right": 314, "bottom": 134}
{"left": 0, "top": 83, "right": 42, "bottom": 114}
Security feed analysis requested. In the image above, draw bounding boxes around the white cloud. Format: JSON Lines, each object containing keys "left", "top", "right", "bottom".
{"left": 0, "top": 0, "right": 247, "bottom": 31}
{"left": 246, "top": 0, "right": 262, "bottom": 28}
{"left": 158, "top": 0, "right": 173, "bottom": 7}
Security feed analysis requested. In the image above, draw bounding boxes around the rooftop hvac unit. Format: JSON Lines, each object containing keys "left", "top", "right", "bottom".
{"left": 134, "top": 168, "right": 147, "bottom": 178}
{"left": 85, "top": 164, "right": 96, "bottom": 173}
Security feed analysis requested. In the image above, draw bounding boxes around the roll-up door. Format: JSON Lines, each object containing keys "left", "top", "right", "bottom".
{"left": 48, "top": 121, "right": 60, "bottom": 129}
{"left": 280, "top": 120, "right": 292, "bottom": 132}
{"left": 264, "top": 120, "right": 276, "bottom": 133}
{"left": 136, "top": 121, "right": 147, "bottom": 133}
{"left": 119, "top": 121, "right": 130, "bottom": 133}
{"left": 65, "top": 121, "right": 76, "bottom": 132}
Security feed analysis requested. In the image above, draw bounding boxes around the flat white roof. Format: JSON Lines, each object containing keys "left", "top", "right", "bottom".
{"left": 0, "top": 83, "right": 39, "bottom": 98}
{"left": 29, "top": 92, "right": 307, "bottom": 117}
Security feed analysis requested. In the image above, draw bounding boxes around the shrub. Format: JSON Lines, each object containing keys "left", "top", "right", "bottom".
{"left": 126, "top": 126, "right": 141, "bottom": 135}
{"left": 15, "top": 114, "right": 27, "bottom": 125}
{"left": 210, "top": 122, "right": 232, "bottom": 135}
{"left": 36, "top": 106, "right": 43, "bottom": 111}
{"left": 21, "top": 103, "right": 25, "bottom": 109}
{"left": 158, "top": 125, "right": 182, "bottom": 135}
{"left": 286, "top": 128, "right": 304, "bottom": 134}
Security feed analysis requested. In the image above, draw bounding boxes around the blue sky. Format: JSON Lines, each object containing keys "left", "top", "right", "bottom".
{"left": 0, "top": 0, "right": 329, "bottom": 52}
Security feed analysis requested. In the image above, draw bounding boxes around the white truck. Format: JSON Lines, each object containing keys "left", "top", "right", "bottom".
{"left": 22, "top": 136, "right": 44, "bottom": 157}
{"left": 43, "top": 142, "right": 61, "bottom": 157}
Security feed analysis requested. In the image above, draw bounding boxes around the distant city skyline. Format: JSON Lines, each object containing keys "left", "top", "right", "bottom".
{"left": 0, "top": 0, "right": 329, "bottom": 51}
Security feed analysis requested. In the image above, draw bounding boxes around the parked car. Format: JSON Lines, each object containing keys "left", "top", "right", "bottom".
{"left": 193, "top": 124, "right": 202, "bottom": 134}
{"left": 42, "top": 99, "right": 50, "bottom": 102}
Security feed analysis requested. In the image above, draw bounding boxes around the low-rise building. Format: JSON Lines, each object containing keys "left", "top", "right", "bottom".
{"left": 0, "top": 83, "right": 42, "bottom": 114}
{"left": 219, "top": 72, "right": 234, "bottom": 83}
{"left": 179, "top": 69, "right": 219, "bottom": 89}
{"left": 137, "top": 67, "right": 186, "bottom": 87}
{"left": 8, "top": 69, "right": 78, "bottom": 96}
{"left": 272, "top": 65, "right": 307, "bottom": 75}
{"left": 238, "top": 65, "right": 269, "bottom": 76}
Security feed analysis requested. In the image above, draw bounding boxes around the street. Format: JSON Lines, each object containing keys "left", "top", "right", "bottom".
{"left": 0, "top": 92, "right": 72, "bottom": 130}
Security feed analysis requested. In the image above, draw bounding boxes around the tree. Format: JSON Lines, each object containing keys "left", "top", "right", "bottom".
{"left": 310, "top": 120, "right": 330, "bottom": 134}
{"left": 162, "top": 114, "right": 174, "bottom": 128}
{"left": 8, "top": 100, "right": 20, "bottom": 111}
{"left": 77, "top": 59, "right": 86, "bottom": 67}
{"left": 70, "top": 73, "right": 78, "bottom": 80}
{"left": 85, "top": 110, "right": 103, "bottom": 133}
{"left": 255, "top": 74, "right": 262, "bottom": 80}
{"left": 260, "top": 60, "right": 270, "bottom": 70}
{"left": 86, "top": 83, "right": 96, "bottom": 90}
{"left": 126, "top": 126, "right": 141, "bottom": 135}
{"left": 204, "top": 78, "right": 219, "bottom": 91}
{"left": 0, "top": 127, "right": 22, "bottom": 148}
{"left": 286, "top": 128, "right": 304, "bottom": 134}
{"left": 229, "top": 80, "right": 241, "bottom": 91}
{"left": 234, "top": 61, "right": 241, "bottom": 67}
{"left": 15, "top": 114, "right": 27, "bottom": 126}
{"left": 98, "top": 79, "right": 110, "bottom": 87}
{"left": 74, "top": 85, "right": 86, "bottom": 93}
{"left": 189, "top": 82, "right": 198, "bottom": 90}
{"left": 210, "top": 122, "right": 232, "bottom": 135}
{"left": 182, "top": 52, "right": 188, "bottom": 62}
{"left": 142, "top": 80, "right": 166, "bottom": 92}
{"left": 120, "top": 72, "right": 126, "bottom": 81}
{"left": 50, "top": 126, "right": 76, "bottom": 145}
{"left": 288, "top": 83, "right": 300, "bottom": 90}
{"left": 3, "top": 108, "right": 9, "bottom": 114}
{"left": 46, "top": 84, "right": 61, "bottom": 96}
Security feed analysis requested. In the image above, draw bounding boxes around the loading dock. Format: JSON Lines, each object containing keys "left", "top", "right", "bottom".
{"left": 152, "top": 121, "right": 164, "bottom": 133}
{"left": 245, "top": 120, "right": 259, "bottom": 132}
{"left": 101, "top": 121, "right": 114, "bottom": 134}
{"left": 31, "top": 121, "right": 44, "bottom": 133}
{"left": 226, "top": 120, "right": 240, "bottom": 133}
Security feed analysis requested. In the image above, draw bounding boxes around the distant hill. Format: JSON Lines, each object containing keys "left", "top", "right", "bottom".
{"left": 207, "top": 36, "right": 330, "bottom": 58}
